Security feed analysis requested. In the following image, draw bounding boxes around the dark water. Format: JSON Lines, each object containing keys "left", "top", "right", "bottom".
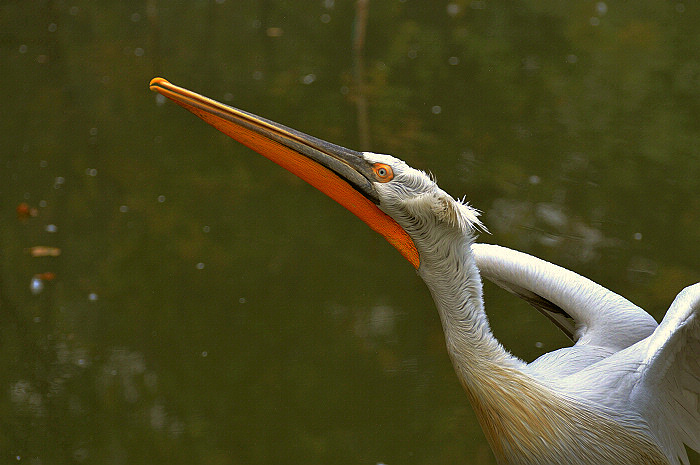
{"left": 2, "top": 2, "right": 698, "bottom": 464}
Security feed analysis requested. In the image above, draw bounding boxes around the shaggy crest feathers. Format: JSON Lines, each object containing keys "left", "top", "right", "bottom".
{"left": 426, "top": 167, "right": 483, "bottom": 231}
{"left": 433, "top": 194, "right": 485, "bottom": 233}
{"left": 401, "top": 191, "right": 484, "bottom": 234}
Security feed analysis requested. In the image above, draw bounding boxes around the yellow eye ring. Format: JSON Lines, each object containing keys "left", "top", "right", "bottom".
{"left": 373, "top": 163, "right": 394, "bottom": 182}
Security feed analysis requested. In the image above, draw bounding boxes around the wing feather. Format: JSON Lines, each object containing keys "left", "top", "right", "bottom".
{"left": 634, "top": 283, "right": 700, "bottom": 462}
{"left": 472, "top": 243, "right": 657, "bottom": 350}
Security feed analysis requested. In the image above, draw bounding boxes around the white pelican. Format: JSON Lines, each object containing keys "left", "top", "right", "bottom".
{"left": 150, "top": 77, "right": 699, "bottom": 465}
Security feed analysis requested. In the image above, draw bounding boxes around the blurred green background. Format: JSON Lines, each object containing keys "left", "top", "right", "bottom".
{"left": 1, "top": 1, "right": 699, "bottom": 463}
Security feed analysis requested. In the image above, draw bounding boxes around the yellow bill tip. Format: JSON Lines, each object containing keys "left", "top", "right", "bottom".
{"left": 149, "top": 77, "right": 170, "bottom": 92}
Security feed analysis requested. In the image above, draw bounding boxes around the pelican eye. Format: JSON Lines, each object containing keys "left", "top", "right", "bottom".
{"left": 373, "top": 163, "right": 394, "bottom": 183}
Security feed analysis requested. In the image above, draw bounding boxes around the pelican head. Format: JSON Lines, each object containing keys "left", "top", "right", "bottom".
{"left": 361, "top": 152, "right": 484, "bottom": 246}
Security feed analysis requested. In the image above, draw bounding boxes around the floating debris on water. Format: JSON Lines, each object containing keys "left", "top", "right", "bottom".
{"left": 16, "top": 203, "right": 38, "bottom": 220}
{"left": 27, "top": 246, "right": 61, "bottom": 257}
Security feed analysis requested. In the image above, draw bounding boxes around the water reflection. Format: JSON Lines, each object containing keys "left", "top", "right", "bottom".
{"left": 488, "top": 197, "right": 615, "bottom": 263}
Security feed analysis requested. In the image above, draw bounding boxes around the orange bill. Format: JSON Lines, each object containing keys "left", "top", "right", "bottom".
{"left": 149, "top": 77, "right": 419, "bottom": 268}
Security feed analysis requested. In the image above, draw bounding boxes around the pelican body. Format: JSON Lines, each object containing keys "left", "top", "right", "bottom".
{"left": 150, "top": 78, "right": 699, "bottom": 465}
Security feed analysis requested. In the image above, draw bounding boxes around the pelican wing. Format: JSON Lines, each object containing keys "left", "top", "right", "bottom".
{"left": 479, "top": 266, "right": 577, "bottom": 341}
{"left": 634, "top": 283, "right": 700, "bottom": 462}
{"left": 472, "top": 243, "right": 658, "bottom": 350}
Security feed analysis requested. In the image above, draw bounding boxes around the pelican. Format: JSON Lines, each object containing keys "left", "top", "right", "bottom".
{"left": 150, "top": 77, "right": 699, "bottom": 465}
